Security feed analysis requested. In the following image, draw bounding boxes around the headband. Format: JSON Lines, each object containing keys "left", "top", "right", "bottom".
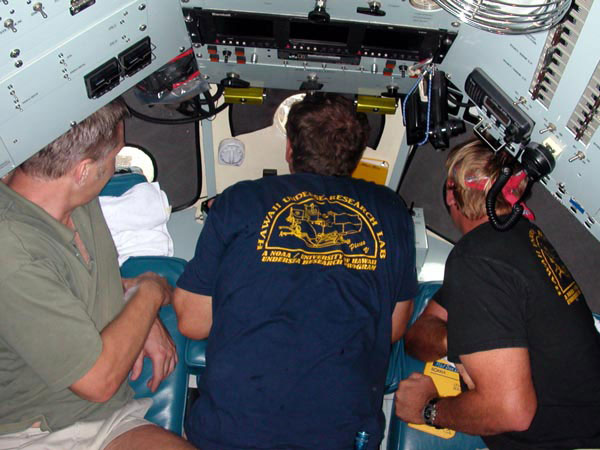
{"left": 464, "top": 170, "right": 535, "bottom": 220}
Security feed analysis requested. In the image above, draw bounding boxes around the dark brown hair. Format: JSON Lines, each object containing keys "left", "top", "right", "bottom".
{"left": 20, "top": 98, "right": 129, "bottom": 179}
{"left": 285, "top": 93, "right": 370, "bottom": 176}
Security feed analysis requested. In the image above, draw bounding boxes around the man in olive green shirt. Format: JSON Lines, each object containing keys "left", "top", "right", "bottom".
{"left": 0, "top": 100, "right": 195, "bottom": 449}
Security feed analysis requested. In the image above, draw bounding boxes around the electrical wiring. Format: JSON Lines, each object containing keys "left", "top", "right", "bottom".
{"left": 417, "top": 68, "right": 434, "bottom": 146}
{"left": 127, "top": 85, "right": 228, "bottom": 125}
{"left": 401, "top": 64, "right": 435, "bottom": 146}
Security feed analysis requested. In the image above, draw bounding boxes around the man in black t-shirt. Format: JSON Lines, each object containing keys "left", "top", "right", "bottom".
{"left": 394, "top": 140, "right": 600, "bottom": 449}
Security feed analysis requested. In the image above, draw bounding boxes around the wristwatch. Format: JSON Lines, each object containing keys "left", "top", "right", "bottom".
{"left": 423, "top": 397, "right": 441, "bottom": 428}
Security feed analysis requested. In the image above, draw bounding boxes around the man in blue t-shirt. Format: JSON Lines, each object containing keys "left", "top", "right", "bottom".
{"left": 174, "top": 93, "right": 417, "bottom": 450}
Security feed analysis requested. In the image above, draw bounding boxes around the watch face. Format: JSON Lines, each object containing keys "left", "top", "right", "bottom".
{"left": 423, "top": 398, "right": 438, "bottom": 426}
{"left": 423, "top": 404, "right": 433, "bottom": 421}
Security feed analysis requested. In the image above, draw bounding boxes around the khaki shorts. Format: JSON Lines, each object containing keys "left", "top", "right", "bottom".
{"left": 0, "top": 398, "right": 153, "bottom": 450}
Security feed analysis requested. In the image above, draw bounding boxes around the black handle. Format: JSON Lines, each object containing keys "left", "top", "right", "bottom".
{"left": 356, "top": 6, "right": 386, "bottom": 16}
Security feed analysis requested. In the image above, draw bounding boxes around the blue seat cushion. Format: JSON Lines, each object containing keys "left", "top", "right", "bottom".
{"left": 121, "top": 256, "right": 189, "bottom": 435}
{"left": 121, "top": 256, "right": 188, "bottom": 287}
{"left": 185, "top": 339, "right": 207, "bottom": 375}
{"left": 100, "top": 172, "right": 147, "bottom": 197}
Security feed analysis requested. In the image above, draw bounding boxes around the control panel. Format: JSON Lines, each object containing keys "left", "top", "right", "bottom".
{"left": 1, "top": 0, "right": 599, "bottom": 243}
{"left": 181, "top": 1, "right": 458, "bottom": 95}
{"left": 175, "top": 0, "right": 600, "bottom": 241}
{"left": 438, "top": 0, "right": 600, "bottom": 240}
{"left": 0, "top": 0, "right": 191, "bottom": 177}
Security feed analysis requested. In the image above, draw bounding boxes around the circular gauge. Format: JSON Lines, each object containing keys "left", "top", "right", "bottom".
{"left": 218, "top": 138, "right": 245, "bottom": 166}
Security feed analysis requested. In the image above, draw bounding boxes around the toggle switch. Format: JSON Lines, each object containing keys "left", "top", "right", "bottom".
{"left": 33, "top": 2, "right": 48, "bottom": 18}
{"left": 568, "top": 151, "right": 585, "bottom": 163}
{"left": 4, "top": 18, "right": 17, "bottom": 33}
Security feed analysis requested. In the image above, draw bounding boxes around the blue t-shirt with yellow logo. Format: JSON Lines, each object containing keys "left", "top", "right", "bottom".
{"left": 178, "top": 173, "right": 417, "bottom": 450}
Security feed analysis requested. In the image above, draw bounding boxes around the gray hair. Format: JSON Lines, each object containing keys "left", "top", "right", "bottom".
{"left": 20, "top": 98, "right": 129, "bottom": 179}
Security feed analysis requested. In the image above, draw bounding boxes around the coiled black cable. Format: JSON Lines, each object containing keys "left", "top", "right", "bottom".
{"left": 486, "top": 166, "right": 525, "bottom": 231}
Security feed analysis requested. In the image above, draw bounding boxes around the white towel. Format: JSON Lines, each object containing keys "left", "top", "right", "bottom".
{"left": 99, "top": 182, "right": 174, "bottom": 266}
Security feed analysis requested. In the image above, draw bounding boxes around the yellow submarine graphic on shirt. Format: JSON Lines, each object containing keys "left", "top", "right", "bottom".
{"left": 530, "top": 228, "right": 582, "bottom": 305}
{"left": 278, "top": 203, "right": 362, "bottom": 248}
{"left": 257, "top": 191, "right": 386, "bottom": 271}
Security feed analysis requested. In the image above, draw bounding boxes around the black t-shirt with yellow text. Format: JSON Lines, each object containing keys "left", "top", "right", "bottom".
{"left": 438, "top": 218, "right": 600, "bottom": 449}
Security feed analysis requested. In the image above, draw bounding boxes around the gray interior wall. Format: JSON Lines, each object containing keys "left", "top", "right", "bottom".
{"left": 122, "top": 90, "right": 203, "bottom": 211}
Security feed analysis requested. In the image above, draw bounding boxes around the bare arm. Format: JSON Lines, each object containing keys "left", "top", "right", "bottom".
{"left": 173, "top": 287, "right": 213, "bottom": 340}
{"left": 395, "top": 347, "right": 537, "bottom": 435}
{"left": 391, "top": 299, "right": 413, "bottom": 343}
{"left": 404, "top": 299, "right": 448, "bottom": 362}
{"left": 435, "top": 347, "right": 537, "bottom": 434}
{"left": 70, "top": 274, "right": 171, "bottom": 402}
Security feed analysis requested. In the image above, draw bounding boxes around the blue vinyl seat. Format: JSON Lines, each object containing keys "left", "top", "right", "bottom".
{"left": 99, "top": 172, "right": 147, "bottom": 196}
{"left": 385, "top": 283, "right": 444, "bottom": 395}
{"left": 100, "top": 173, "right": 191, "bottom": 435}
{"left": 121, "top": 256, "right": 189, "bottom": 435}
{"left": 185, "top": 339, "right": 208, "bottom": 376}
{"left": 387, "top": 282, "right": 486, "bottom": 450}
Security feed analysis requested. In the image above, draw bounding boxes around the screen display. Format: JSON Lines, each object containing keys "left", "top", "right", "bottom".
{"left": 289, "top": 21, "right": 349, "bottom": 44}
{"left": 214, "top": 16, "right": 275, "bottom": 39}
{"left": 363, "top": 27, "right": 428, "bottom": 51}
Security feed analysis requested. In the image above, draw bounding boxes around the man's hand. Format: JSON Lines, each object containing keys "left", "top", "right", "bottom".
{"left": 72, "top": 274, "right": 174, "bottom": 403}
{"left": 394, "top": 372, "right": 438, "bottom": 424}
{"left": 122, "top": 272, "right": 173, "bottom": 307}
{"left": 130, "top": 318, "right": 177, "bottom": 392}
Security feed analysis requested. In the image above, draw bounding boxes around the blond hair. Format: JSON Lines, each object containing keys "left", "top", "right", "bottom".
{"left": 446, "top": 140, "right": 527, "bottom": 220}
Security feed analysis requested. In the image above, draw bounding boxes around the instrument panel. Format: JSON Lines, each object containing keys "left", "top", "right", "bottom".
{"left": 183, "top": 1, "right": 458, "bottom": 95}
{"left": 439, "top": 0, "right": 600, "bottom": 240}
{"left": 1, "top": 0, "right": 599, "bottom": 243}
{"left": 0, "top": 0, "right": 191, "bottom": 175}
{"left": 183, "top": 0, "right": 600, "bottom": 241}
